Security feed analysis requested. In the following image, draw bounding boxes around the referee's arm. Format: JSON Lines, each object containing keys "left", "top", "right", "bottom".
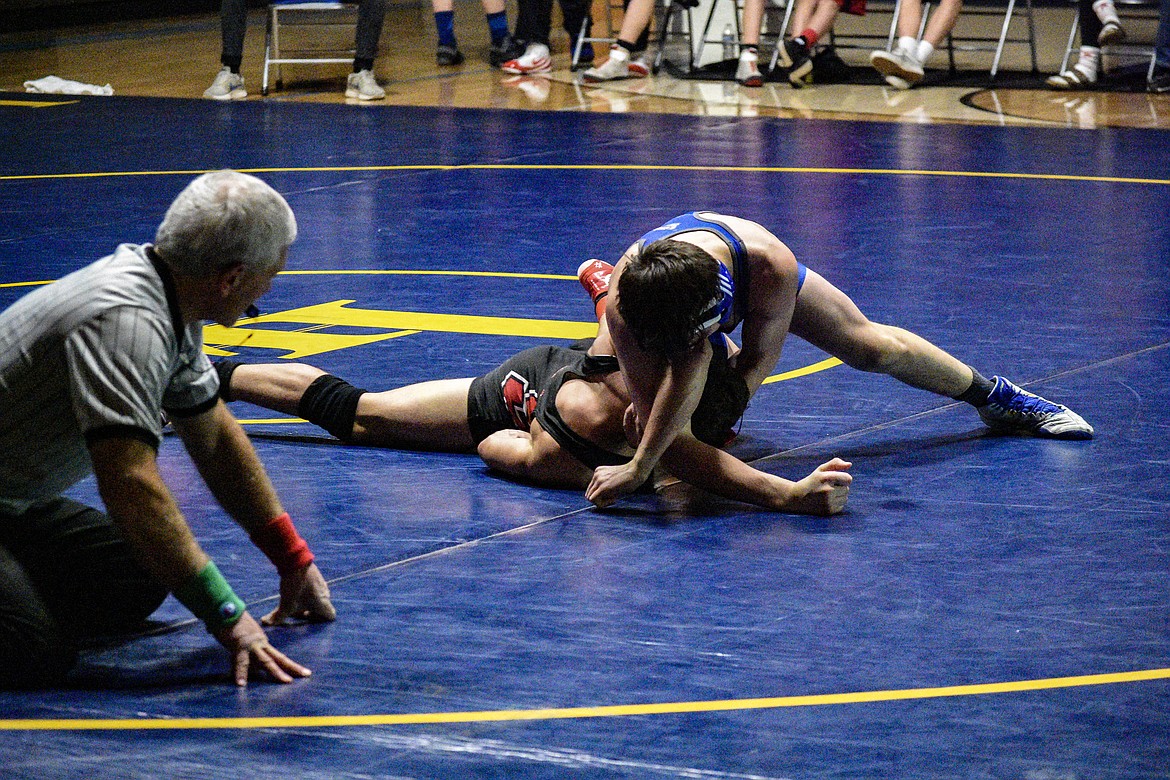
{"left": 170, "top": 400, "right": 336, "bottom": 626}
{"left": 88, "top": 433, "right": 316, "bottom": 685}
{"left": 170, "top": 399, "right": 284, "bottom": 531}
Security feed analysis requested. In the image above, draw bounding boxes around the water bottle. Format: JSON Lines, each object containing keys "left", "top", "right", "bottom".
{"left": 722, "top": 24, "right": 735, "bottom": 61}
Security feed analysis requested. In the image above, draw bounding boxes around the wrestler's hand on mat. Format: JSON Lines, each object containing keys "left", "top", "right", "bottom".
{"left": 215, "top": 611, "right": 312, "bottom": 686}
{"left": 262, "top": 562, "right": 336, "bottom": 626}
{"left": 586, "top": 461, "right": 651, "bottom": 508}
{"left": 783, "top": 458, "right": 853, "bottom": 516}
{"left": 585, "top": 407, "right": 654, "bottom": 506}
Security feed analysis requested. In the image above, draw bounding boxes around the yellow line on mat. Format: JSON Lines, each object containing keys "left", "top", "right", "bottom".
{"left": 1, "top": 165, "right": 1167, "bottom": 186}
{"left": 762, "top": 357, "right": 844, "bottom": 384}
{"left": 4, "top": 667, "right": 1168, "bottom": 731}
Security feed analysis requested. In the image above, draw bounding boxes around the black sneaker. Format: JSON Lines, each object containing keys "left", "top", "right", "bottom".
{"left": 1151, "top": 69, "right": 1170, "bottom": 94}
{"left": 489, "top": 34, "right": 524, "bottom": 68}
{"left": 778, "top": 37, "right": 813, "bottom": 86}
{"left": 436, "top": 45, "right": 464, "bottom": 66}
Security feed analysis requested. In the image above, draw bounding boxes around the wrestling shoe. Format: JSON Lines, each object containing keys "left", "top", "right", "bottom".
{"left": 1046, "top": 63, "right": 1097, "bottom": 89}
{"left": 346, "top": 69, "right": 385, "bottom": 100}
{"left": 501, "top": 43, "right": 552, "bottom": 75}
{"left": 779, "top": 37, "right": 813, "bottom": 86}
{"left": 870, "top": 47, "right": 924, "bottom": 88}
{"left": 204, "top": 67, "right": 246, "bottom": 100}
{"left": 977, "top": 376, "right": 1094, "bottom": 440}
{"left": 1151, "top": 69, "right": 1170, "bottom": 93}
{"left": 578, "top": 259, "right": 613, "bottom": 300}
{"left": 735, "top": 50, "right": 763, "bottom": 87}
{"left": 1097, "top": 20, "right": 1126, "bottom": 46}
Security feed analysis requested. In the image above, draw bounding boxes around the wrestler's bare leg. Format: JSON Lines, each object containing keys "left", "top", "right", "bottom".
{"left": 789, "top": 269, "right": 974, "bottom": 398}
{"left": 227, "top": 363, "right": 476, "bottom": 451}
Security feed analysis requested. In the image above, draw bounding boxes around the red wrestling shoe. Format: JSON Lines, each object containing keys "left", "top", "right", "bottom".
{"left": 577, "top": 259, "right": 613, "bottom": 321}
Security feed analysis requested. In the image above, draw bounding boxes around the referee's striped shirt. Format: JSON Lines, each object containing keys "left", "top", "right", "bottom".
{"left": 0, "top": 244, "right": 219, "bottom": 515}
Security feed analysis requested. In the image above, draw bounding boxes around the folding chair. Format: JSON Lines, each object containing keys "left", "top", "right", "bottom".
{"left": 1058, "top": 0, "right": 1160, "bottom": 85}
{"left": 262, "top": 1, "right": 360, "bottom": 95}
{"left": 652, "top": 0, "right": 703, "bottom": 73}
{"left": 942, "top": 0, "right": 1038, "bottom": 79}
{"left": 655, "top": 0, "right": 786, "bottom": 74}
{"left": 574, "top": 0, "right": 622, "bottom": 69}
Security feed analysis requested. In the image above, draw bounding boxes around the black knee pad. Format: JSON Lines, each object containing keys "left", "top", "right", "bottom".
{"left": 213, "top": 360, "right": 241, "bottom": 401}
{"left": 297, "top": 375, "right": 366, "bottom": 441}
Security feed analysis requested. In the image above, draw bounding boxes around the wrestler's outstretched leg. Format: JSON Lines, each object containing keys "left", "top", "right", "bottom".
{"left": 788, "top": 270, "right": 1093, "bottom": 439}
{"left": 218, "top": 362, "right": 477, "bottom": 451}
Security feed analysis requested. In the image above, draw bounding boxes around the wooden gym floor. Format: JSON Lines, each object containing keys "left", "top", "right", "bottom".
{"left": 0, "top": 0, "right": 1168, "bottom": 127}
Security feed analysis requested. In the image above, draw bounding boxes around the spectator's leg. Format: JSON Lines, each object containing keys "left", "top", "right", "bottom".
{"left": 219, "top": 0, "right": 249, "bottom": 72}
{"left": 354, "top": 0, "right": 388, "bottom": 71}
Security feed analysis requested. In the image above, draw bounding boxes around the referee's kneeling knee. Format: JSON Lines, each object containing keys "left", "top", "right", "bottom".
{"left": 0, "top": 624, "right": 77, "bottom": 689}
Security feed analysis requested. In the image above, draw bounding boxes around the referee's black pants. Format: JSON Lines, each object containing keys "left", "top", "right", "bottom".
{"left": 0, "top": 498, "right": 167, "bottom": 688}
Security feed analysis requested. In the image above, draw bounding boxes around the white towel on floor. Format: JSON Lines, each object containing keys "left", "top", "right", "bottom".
{"left": 23, "top": 76, "right": 114, "bottom": 96}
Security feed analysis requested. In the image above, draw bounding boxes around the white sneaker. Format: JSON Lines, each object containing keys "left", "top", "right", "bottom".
{"left": 1097, "top": 20, "right": 1126, "bottom": 46}
{"left": 346, "top": 69, "right": 385, "bottom": 100}
{"left": 870, "top": 48, "right": 924, "bottom": 88}
{"left": 1045, "top": 63, "right": 1098, "bottom": 90}
{"left": 582, "top": 46, "right": 632, "bottom": 82}
{"left": 627, "top": 54, "right": 652, "bottom": 78}
{"left": 203, "top": 67, "right": 246, "bottom": 100}
{"left": 735, "top": 50, "right": 763, "bottom": 87}
{"left": 501, "top": 43, "right": 552, "bottom": 75}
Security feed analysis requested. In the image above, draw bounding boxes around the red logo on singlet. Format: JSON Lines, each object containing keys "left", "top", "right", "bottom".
{"left": 501, "top": 371, "right": 538, "bottom": 430}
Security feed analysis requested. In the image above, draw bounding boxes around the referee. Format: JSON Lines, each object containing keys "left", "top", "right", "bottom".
{"left": 0, "top": 170, "right": 335, "bottom": 688}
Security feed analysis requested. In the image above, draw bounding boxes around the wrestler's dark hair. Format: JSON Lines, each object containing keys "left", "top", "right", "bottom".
{"left": 616, "top": 239, "right": 721, "bottom": 358}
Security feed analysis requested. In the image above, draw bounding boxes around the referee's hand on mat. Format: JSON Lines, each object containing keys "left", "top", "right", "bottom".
{"left": 215, "top": 612, "right": 313, "bottom": 686}
{"left": 262, "top": 562, "right": 336, "bottom": 626}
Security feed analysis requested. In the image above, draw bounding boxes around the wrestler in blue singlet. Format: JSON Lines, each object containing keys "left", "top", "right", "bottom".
{"left": 636, "top": 211, "right": 808, "bottom": 335}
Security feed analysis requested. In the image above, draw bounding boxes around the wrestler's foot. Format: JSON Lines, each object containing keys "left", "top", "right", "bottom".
{"left": 735, "top": 49, "right": 763, "bottom": 87}
{"left": 578, "top": 259, "right": 613, "bottom": 299}
{"left": 977, "top": 376, "right": 1094, "bottom": 440}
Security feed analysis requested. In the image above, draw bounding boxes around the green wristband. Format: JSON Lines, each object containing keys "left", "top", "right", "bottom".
{"left": 173, "top": 561, "right": 246, "bottom": 632}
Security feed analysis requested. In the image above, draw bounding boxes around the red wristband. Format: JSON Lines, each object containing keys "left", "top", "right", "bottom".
{"left": 250, "top": 512, "right": 314, "bottom": 576}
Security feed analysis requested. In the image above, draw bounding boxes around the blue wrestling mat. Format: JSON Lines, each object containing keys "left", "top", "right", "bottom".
{"left": 1, "top": 92, "right": 1169, "bottom": 778}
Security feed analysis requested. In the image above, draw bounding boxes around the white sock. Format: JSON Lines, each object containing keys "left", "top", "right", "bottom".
{"left": 608, "top": 45, "right": 630, "bottom": 63}
{"left": 897, "top": 36, "right": 918, "bottom": 56}
{"left": 1092, "top": 0, "right": 1120, "bottom": 25}
{"left": 740, "top": 48, "right": 758, "bottom": 63}
{"left": 915, "top": 40, "right": 935, "bottom": 65}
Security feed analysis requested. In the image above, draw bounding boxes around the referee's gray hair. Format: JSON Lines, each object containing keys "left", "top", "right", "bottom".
{"left": 154, "top": 170, "right": 297, "bottom": 277}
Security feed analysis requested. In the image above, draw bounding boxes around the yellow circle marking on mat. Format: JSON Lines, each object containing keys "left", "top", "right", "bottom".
{"left": 3, "top": 271, "right": 844, "bottom": 385}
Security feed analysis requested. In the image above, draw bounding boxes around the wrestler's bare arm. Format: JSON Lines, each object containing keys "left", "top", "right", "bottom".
{"left": 477, "top": 423, "right": 594, "bottom": 488}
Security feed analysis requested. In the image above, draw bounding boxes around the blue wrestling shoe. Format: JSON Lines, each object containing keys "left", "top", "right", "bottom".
{"left": 978, "top": 376, "right": 1094, "bottom": 440}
